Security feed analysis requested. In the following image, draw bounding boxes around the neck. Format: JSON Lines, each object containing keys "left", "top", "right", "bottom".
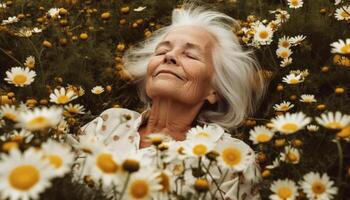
{"left": 142, "top": 97, "right": 204, "bottom": 141}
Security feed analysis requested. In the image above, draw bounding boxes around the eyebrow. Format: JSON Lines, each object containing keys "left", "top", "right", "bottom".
{"left": 155, "top": 41, "right": 203, "bottom": 54}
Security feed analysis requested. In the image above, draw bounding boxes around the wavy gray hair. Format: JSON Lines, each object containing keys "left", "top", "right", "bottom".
{"left": 123, "top": 3, "right": 267, "bottom": 131}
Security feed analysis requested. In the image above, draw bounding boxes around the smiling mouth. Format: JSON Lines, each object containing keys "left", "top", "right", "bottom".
{"left": 155, "top": 71, "right": 184, "bottom": 80}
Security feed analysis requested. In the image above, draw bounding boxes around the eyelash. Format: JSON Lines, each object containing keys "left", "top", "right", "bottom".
{"left": 155, "top": 50, "right": 198, "bottom": 60}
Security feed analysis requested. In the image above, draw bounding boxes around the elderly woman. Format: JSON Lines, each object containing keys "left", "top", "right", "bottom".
{"left": 71, "top": 3, "right": 267, "bottom": 200}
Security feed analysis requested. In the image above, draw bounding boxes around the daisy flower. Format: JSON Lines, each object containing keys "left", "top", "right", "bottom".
{"left": 280, "top": 57, "right": 293, "bottom": 67}
{"left": 300, "top": 172, "right": 338, "bottom": 200}
{"left": 278, "top": 36, "right": 292, "bottom": 49}
{"left": 47, "top": 8, "right": 60, "bottom": 18}
{"left": 32, "top": 27, "right": 42, "bottom": 33}
{"left": 266, "top": 158, "right": 281, "bottom": 169}
{"left": 24, "top": 56, "right": 35, "bottom": 69}
{"left": 125, "top": 168, "right": 162, "bottom": 200}
{"left": 6, "top": 129, "right": 33, "bottom": 143}
{"left": 67, "top": 84, "right": 85, "bottom": 97}
{"left": 215, "top": 137, "right": 254, "bottom": 172}
{"left": 186, "top": 124, "right": 224, "bottom": 142}
{"left": 300, "top": 94, "right": 317, "bottom": 103}
{"left": 253, "top": 23, "right": 274, "bottom": 45}
{"left": 49, "top": 87, "right": 78, "bottom": 105}
{"left": 271, "top": 112, "right": 311, "bottom": 134}
{"left": 276, "top": 47, "right": 292, "bottom": 59}
{"left": 41, "top": 140, "right": 74, "bottom": 177}
{"left": 273, "top": 101, "right": 294, "bottom": 112}
{"left": 0, "top": 104, "right": 18, "bottom": 121}
{"left": 271, "top": 9, "right": 290, "bottom": 23}
{"left": 330, "top": 39, "right": 350, "bottom": 55}
{"left": 315, "top": 111, "right": 350, "bottom": 129}
{"left": 1, "top": 16, "right": 19, "bottom": 25}
{"left": 85, "top": 149, "right": 121, "bottom": 186}
{"left": 269, "top": 179, "right": 298, "bottom": 200}
{"left": 155, "top": 170, "right": 174, "bottom": 199}
{"left": 16, "top": 106, "right": 63, "bottom": 131}
{"left": 287, "top": 0, "right": 303, "bottom": 9}
{"left": 183, "top": 138, "right": 215, "bottom": 158}
{"left": 334, "top": 6, "right": 350, "bottom": 21}
{"left": 91, "top": 86, "right": 104, "bottom": 94}
{"left": 163, "top": 141, "right": 187, "bottom": 163}
{"left": 307, "top": 124, "right": 319, "bottom": 132}
{"left": 282, "top": 73, "right": 304, "bottom": 85}
{"left": 64, "top": 103, "right": 86, "bottom": 114}
{"left": 4, "top": 67, "right": 36, "bottom": 87}
{"left": 280, "top": 146, "right": 300, "bottom": 164}
{"left": 0, "top": 148, "right": 55, "bottom": 200}
{"left": 290, "top": 35, "right": 306, "bottom": 46}
{"left": 249, "top": 125, "right": 275, "bottom": 144}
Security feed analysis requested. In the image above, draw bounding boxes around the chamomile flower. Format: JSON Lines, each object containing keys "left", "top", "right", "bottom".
{"left": 272, "top": 9, "right": 290, "bottom": 23}
{"left": 300, "top": 172, "right": 338, "bottom": 200}
{"left": 64, "top": 103, "right": 86, "bottom": 114}
{"left": 1, "top": 16, "right": 18, "bottom": 25}
{"left": 75, "top": 133, "right": 104, "bottom": 155}
{"left": 91, "top": 86, "right": 104, "bottom": 94}
{"left": 186, "top": 124, "right": 224, "bottom": 142}
{"left": 300, "top": 94, "right": 317, "bottom": 103}
{"left": 280, "top": 57, "right": 293, "bottom": 67}
{"left": 307, "top": 124, "right": 319, "bottom": 132}
{"left": 278, "top": 36, "right": 292, "bottom": 49}
{"left": 4, "top": 67, "right": 36, "bottom": 87}
{"left": 163, "top": 141, "right": 187, "bottom": 163}
{"left": 85, "top": 149, "right": 121, "bottom": 186}
{"left": 271, "top": 112, "right": 311, "bottom": 134}
{"left": 156, "top": 170, "right": 174, "bottom": 199}
{"left": 287, "top": 0, "right": 303, "bottom": 9}
{"left": 16, "top": 106, "right": 63, "bottom": 131}
{"left": 6, "top": 129, "right": 33, "bottom": 143}
{"left": 253, "top": 23, "right": 274, "bottom": 45}
{"left": 280, "top": 146, "right": 300, "bottom": 164}
{"left": 290, "top": 35, "right": 306, "bottom": 46}
{"left": 47, "top": 8, "right": 60, "bottom": 18}
{"left": 32, "top": 27, "right": 42, "bottom": 33}
{"left": 49, "top": 87, "right": 78, "bottom": 105}
{"left": 24, "top": 56, "right": 35, "bottom": 69}
{"left": 273, "top": 101, "right": 294, "bottom": 112}
{"left": 215, "top": 137, "right": 254, "bottom": 172}
{"left": 269, "top": 179, "right": 298, "bottom": 200}
{"left": 183, "top": 138, "right": 215, "bottom": 158}
{"left": 330, "top": 39, "right": 350, "bottom": 55}
{"left": 276, "top": 47, "right": 292, "bottom": 59}
{"left": 266, "top": 158, "right": 281, "bottom": 169}
{"left": 41, "top": 140, "right": 74, "bottom": 177}
{"left": 0, "top": 104, "right": 18, "bottom": 121}
{"left": 125, "top": 168, "right": 162, "bottom": 200}
{"left": 249, "top": 125, "right": 275, "bottom": 144}
{"left": 0, "top": 148, "right": 55, "bottom": 200}
{"left": 315, "top": 111, "right": 350, "bottom": 129}
{"left": 282, "top": 73, "right": 304, "bottom": 85}
{"left": 334, "top": 6, "right": 350, "bottom": 21}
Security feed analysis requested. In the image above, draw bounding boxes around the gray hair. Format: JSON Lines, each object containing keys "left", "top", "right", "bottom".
{"left": 123, "top": 3, "right": 268, "bottom": 131}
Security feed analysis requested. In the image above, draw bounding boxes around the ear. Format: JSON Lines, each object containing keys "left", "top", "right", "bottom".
{"left": 205, "top": 89, "right": 218, "bottom": 105}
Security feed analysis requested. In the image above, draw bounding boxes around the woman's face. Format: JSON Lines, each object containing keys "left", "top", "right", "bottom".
{"left": 146, "top": 26, "right": 218, "bottom": 105}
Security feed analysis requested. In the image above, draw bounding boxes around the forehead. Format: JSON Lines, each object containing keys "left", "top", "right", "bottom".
{"left": 160, "top": 26, "right": 216, "bottom": 51}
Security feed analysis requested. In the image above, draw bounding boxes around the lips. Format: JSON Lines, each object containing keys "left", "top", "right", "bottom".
{"left": 155, "top": 70, "right": 184, "bottom": 80}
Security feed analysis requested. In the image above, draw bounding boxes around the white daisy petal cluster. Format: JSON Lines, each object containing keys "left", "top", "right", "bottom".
{"left": 276, "top": 35, "right": 306, "bottom": 67}
{"left": 0, "top": 104, "right": 19, "bottom": 122}
{"left": 64, "top": 103, "right": 86, "bottom": 114}
{"left": 330, "top": 38, "right": 350, "bottom": 55}
{"left": 4, "top": 67, "right": 37, "bottom": 87}
{"left": 47, "top": 8, "right": 60, "bottom": 18}
{"left": 273, "top": 101, "right": 294, "bottom": 112}
{"left": 315, "top": 111, "right": 350, "bottom": 130}
{"left": 91, "top": 86, "right": 104, "bottom": 94}
{"left": 269, "top": 9, "right": 290, "bottom": 24}
{"left": 269, "top": 179, "right": 298, "bottom": 200}
{"left": 300, "top": 172, "right": 338, "bottom": 200}
{"left": 300, "top": 94, "right": 317, "bottom": 103}
{"left": 49, "top": 87, "right": 78, "bottom": 105}
{"left": 252, "top": 23, "right": 274, "bottom": 45}
{"left": 24, "top": 56, "right": 35, "bottom": 69}
{"left": 249, "top": 125, "right": 275, "bottom": 144}
{"left": 334, "top": 0, "right": 342, "bottom": 5}
{"left": 280, "top": 145, "right": 300, "bottom": 164}
{"left": 1, "top": 16, "right": 19, "bottom": 25}
{"left": 307, "top": 124, "right": 319, "bottom": 132}
{"left": 282, "top": 72, "right": 304, "bottom": 85}
{"left": 334, "top": 6, "right": 350, "bottom": 21}
{"left": 271, "top": 112, "right": 311, "bottom": 134}
{"left": 287, "top": 0, "right": 303, "bottom": 9}
{"left": 134, "top": 6, "right": 146, "bottom": 12}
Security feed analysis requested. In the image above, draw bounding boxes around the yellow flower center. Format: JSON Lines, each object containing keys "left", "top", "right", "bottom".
{"left": 67, "top": 108, "right": 79, "bottom": 113}
{"left": 193, "top": 144, "right": 207, "bottom": 156}
{"left": 312, "top": 181, "right": 326, "bottom": 195}
{"left": 282, "top": 41, "right": 290, "bottom": 48}
{"left": 281, "top": 123, "right": 299, "bottom": 133}
{"left": 256, "top": 133, "right": 271, "bottom": 143}
{"left": 280, "top": 51, "right": 289, "bottom": 58}
{"left": 12, "top": 135, "right": 24, "bottom": 142}
{"left": 129, "top": 179, "right": 149, "bottom": 199}
{"left": 2, "top": 142, "right": 18, "bottom": 152}
{"left": 291, "top": 0, "right": 299, "bottom": 6}
{"left": 47, "top": 155, "right": 63, "bottom": 168}
{"left": 4, "top": 112, "right": 17, "bottom": 121}
{"left": 259, "top": 31, "right": 269, "bottom": 39}
{"left": 341, "top": 11, "right": 350, "bottom": 18}
{"left": 277, "top": 187, "right": 292, "bottom": 199}
{"left": 57, "top": 95, "right": 69, "bottom": 104}
{"left": 289, "top": 79, "right": 299, "bottom": 84}
{"left": 13, "top": 74, "right": 28, "bottom": 85}
{"left": 287, "top": 152, "right": 298, "bottom": 162}
{"left": 28, "top": 116, "right": 49, "bottom": 129}
{"left": 158, "top": 172, "right": 170, "bottom": 193}
{"left": 340, "top": 44, "right": 350, "bottom": 54}
{"left": 221, "top": 147, "right": 241, "bottom": 167}
{"left": 326, "top": 122, "right": 343, "bottom": 129}
{"left": 279, "top": 105, "right": 290, "bottom": 111}
{"left": 96, "top": 153, "right": 118, "bottom": 173}
{"left": 196, "top": 132, "right": 209, "bottom": 137}
{"left": 9, "top": 165, "right": 40, "bottom": 191}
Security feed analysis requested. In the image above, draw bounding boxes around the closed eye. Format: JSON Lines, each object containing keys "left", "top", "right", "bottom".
{"left": 185, "top": 53, "right": 198, "bottom": 60}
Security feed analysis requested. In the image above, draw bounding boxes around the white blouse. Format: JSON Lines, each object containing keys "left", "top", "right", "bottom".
{"left": 69, "top": 107, "right": 261, "bottom": 200}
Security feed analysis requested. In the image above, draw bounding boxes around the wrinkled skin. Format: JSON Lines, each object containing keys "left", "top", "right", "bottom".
{"left": 138, "top": 25, "right": 219, "bottom": 148}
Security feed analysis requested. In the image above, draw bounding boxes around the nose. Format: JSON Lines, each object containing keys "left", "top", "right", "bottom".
{"left": 164, "top": 51, "right": 177, "bottom": 65}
